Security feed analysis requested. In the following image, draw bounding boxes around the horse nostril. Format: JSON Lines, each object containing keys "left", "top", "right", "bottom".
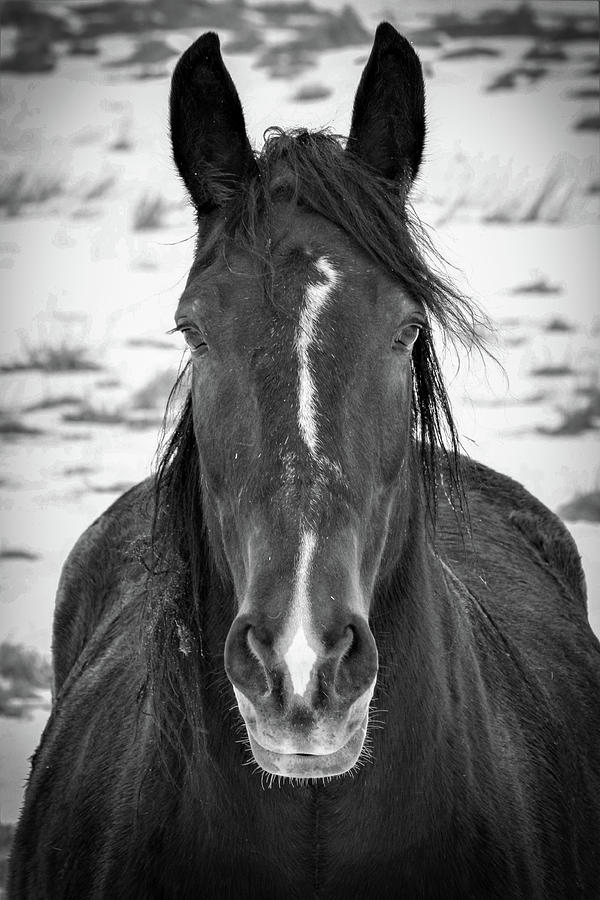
{"left": 332, "top": 618, "right": 378, "bottom": 700}
{"left": 247, "top": 626, "right": 265, "bottom": 662}
{"left": 226, "top": 612, "right": 377, "bottom": 708}
{"left": 225, "top": 617, "right": 270, "bottom": 700}
{"left": 247, "top": 625, "right": 279, "bottom": 669}
{"left": 336, "top": 625, "right": 355, "bottom": 661}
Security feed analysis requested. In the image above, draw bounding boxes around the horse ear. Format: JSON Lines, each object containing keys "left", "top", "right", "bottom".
{"left": 347, "top": 23, "right": 425, "bottom": 185}
{"left": 170, "top": 32, "right": 258, "bottom": 213}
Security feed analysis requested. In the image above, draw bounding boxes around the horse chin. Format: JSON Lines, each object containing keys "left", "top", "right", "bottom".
{"left": 246, "top": 715, "right": 369, "bottom": 780}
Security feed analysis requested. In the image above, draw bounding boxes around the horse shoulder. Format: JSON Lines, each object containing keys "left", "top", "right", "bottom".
{"left": 53, "top": 478, "right": 154, "bottom": 696}
{"left": 469, "top": 458, "right": 584, "bottom": 598}
{"left": 439, "top": 457, "right": 587, "bottom": 609}
{"left": 437, "top": 457, "right": 600, "bottom": 726}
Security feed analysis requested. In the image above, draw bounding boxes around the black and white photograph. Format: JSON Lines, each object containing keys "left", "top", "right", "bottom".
{"left": 1, "top": 0, "right": 599, "bottom": 895}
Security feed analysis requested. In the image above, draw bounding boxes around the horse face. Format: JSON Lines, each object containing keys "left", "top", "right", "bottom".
{"left": 170, "top": 25, "right": 425, "bottom": 777}
{"left": 176, "top": 213, "right": 424, "bottom": 776}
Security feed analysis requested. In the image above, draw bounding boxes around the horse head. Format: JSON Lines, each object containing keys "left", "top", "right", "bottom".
{"left": 169, "top": 25, "right": 429, "bottom": 779}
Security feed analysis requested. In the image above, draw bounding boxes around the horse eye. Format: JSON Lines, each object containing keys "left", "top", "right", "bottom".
{"left": 393, "top": 324, "right": 420, "bottom": 350}
{"left": 181, "top": 328, "right": 208, "bottom": 356}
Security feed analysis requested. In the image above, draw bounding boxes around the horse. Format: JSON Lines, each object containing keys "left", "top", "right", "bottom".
{"left": 8, "top": 23, "right": 600, "bottom": 899}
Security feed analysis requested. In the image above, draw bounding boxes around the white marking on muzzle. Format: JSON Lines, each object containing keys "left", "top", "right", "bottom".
{"left": 296, "top": 257, "right": 339, "bottom": 460}
{"left": 285, "top": 625, "right": 316, "bottom": 697}
{"left": 284, "top": 529, "right": 318, "bottom": 696}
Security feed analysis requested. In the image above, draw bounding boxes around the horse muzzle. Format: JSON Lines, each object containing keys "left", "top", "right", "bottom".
{"left": 234, "top": 687, "right": 373, "bottom": 778}
{"left": 225, "top": 612, "right": 378, "bottom": 778}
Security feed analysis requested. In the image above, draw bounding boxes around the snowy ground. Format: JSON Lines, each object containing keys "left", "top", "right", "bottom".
{"left": 0, "top": 0, "right": 598, "bottom": 824}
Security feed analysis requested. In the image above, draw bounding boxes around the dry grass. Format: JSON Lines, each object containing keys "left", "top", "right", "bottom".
{"left": 545, "top": 318, "right": 574, "bottom": 333}
{"left": 63, "top": 465, "right": 94, "bottom": 476}
{"left": 131, "top": 368, "right": 178, "bottom": 410}
{"left": 1, "top": 339, "right": 99, "bottom": 373}
{"left": 539, "top": 408, "right": 593, "bottom": 436}
{"left": 432, "top": 156, "right": 592, "bottom": 227}
{"left": 523, "top": 42, "right": 567, "bottom": 63}
{"left": 89, "top": 480, "right": 135, "bottom": 494}
{"left": 80, "top": 174, "right": 116, "bottom": 201}
{"left": 483, "top": 164, "right": 579, "bottom": 225}
{"left": 106, "top": 38, "right": 177, "bottom": 68}
{"left": 511, "top": 277, "right": 562, "bottom": 295}
{"left": 439, "top": 45, "right": 501, "bottom": 60}
{"left": 1, "top": 310, "right": 101, "bottom": 374}
{"left": 25, "top": 394, "right": 81, "bottom": 412}
{"left": 292, "top": 83, "right": 332, "bottom": 102}
{"left": 254, "top": 6, "right": 368, "bottom": 79}
{"left": 127, "top": 337, "right": 173, "bottom": 350}
{"left": 62, "top": 402, "right": 127, "bottom": 425}
{"left": 255, "top": 45, "right": 315, "bottom": 80}
{"left": 0, "top": 415, "right": 44, "bottom": 438}
{"left": 485, "top": 66, "right": 547, "bottom": 93}
{"left": 60, "top": 393, "right": 166, "bottom": 429}
{"left": 0, "top": 547, "right": 39, "bottom": 561}
{"left": 575, "top": 114, "right": 600, "bottom": 133}
{"left": 110, "top": 119, "right": 133, "bottom": 152}
{"left": 0, "top": 169, "right": 64, "bottom": 217}
{"left": 132, "top": 193, "right": 166, "bottom": 231}
{"left": 0, "top": 642, "right": 51, "bottom": 719}
{"left": 567, "top": 87, "right": 599, "bottom": 100}
{"left": 223, "top": 30, "right": 263, "bottom": 55}
{"left": 538, "top": 372, "right": 600, "bottom": 436}
{"left": 558, "top": 490, "right": 600, "bottom": 522}
{"left": 530, "top": 363, "right": 575, "bottom": 377}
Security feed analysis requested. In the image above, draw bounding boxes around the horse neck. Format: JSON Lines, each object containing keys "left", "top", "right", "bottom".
{"left": 373, "top": 490, "right": 488, "bottom": 806}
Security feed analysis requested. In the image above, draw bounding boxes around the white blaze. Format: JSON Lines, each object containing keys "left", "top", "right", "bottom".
{"left": 284, "top": 529, "right": 318, "bottom": 696}
{"left": 282, "top": 258, "right": 338, "bottom": 696}
{"left": 296, "top": 258, "right": 339, "bottom": 459}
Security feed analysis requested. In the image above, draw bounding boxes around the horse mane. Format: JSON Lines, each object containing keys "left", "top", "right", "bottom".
{"left": 145, "top": 129, "right": 487, "bottom": 776}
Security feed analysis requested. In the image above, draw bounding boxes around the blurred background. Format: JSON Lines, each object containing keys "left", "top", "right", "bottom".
{"left": 0, "top": 0, "right": 598, "bottom": 877}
